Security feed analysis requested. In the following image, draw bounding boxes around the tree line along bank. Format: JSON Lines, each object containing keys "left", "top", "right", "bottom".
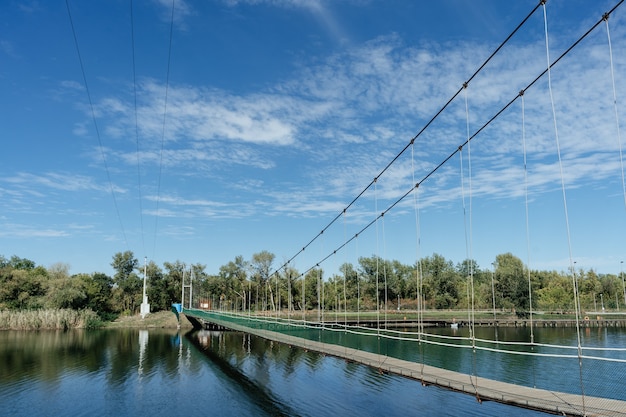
{"left": 2, "top": 251, "right": 625, "bottom": 323}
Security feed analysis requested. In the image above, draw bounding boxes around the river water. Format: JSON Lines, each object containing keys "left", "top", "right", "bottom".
{"left": 0, "top": 326, "right": 623, "bottom": 417}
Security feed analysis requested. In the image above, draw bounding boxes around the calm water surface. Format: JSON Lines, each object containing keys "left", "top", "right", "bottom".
{"left": 2, "top": 327, "right": 618, "bottom": 417}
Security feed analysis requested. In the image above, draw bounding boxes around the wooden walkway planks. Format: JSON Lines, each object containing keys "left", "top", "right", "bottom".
{"left": 193, "top": 313, "right": 626, "bottom": 417}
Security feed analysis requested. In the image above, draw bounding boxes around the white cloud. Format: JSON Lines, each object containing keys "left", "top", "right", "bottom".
{"left": 152, "top": 0, "right": 192, "bottom": 28}
{"left": 74, "top": 8, "right": 626, "bottom": 226}
{"left": 3, "top": 172, "right": 125, "bottom": 194}
{"left": 0, "top": 223, "right": 69, "bottom": 238}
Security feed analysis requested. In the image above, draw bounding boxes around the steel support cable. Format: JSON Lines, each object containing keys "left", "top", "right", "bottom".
{"left": 461, "top": 86, "right": 475, "bottom": 344}
{"left": 269, "top": 2, "right": 543, "bottom": 280}
{"left": 604, "top": 11, "right": 626, "bottom": 324}
{"left": 411, "top": 142, "right": 426, "bottom": 381}
{"left": 333, "top": 235, "right": 338, "bottom": 324}
{"left": 65, "top": 0, "right": 129, "bottom": 249}
{"left": 410, "top": 144, "right": 420, "bottom": 327}
{"left": 541, "top": 1, "right": 586, "bottom": 408}
{"left": 289, "top": 1, "right": 625, "bottom": 311}
{"left": 237, "top": 309, "right": 626, "bottom": 353}
{"left": 382, "top": 213, "right": 388, "bottom": 332}
{"left": 152, "top": 0, "right": 176, "bottom": 259}
{"left": 521, "top": 92, "right": 537, "bottom": 389}
{"left": 410, "top": 142, "right": 425, "bottom": 370}
{"left": 460, "top": 147, "right": 471, "bottom": 327}
{"left": 520, "top": 92, "right": 535, "bottom": 344}
{"left": 374, "top": 179, "right": 380, "bottom": 336}
{"left": 130, "top": 0, "right": 145, "bottom": 256}
{"left": 604, "top": 14, "right": 626, "bottom": 212}
{"left": 374, "top": 178, "right": 381, "bottom": 349}
{"left": 301, "top": 261, "right": 306, "bottom": 323}
{"left": 218, "top": 310, "right": 626, "bottom": 364}
{"left": 461, "top": 85, "right": 479, "bottom": 398}
{"left": 356, "top": 229, "right": 360, "bottom": 325}
{"left": 319, "top": 229, "right": 324, "bottom": 324}
{"left": 229, "top": 309, "right": 626, "bottom": 359}
{"left": 342, "top": 211, "right": 348, "bottom": 329}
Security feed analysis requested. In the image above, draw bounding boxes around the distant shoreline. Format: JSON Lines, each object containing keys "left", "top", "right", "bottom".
{"left": 3, "top": 308, "right": 626, "bottom": 330}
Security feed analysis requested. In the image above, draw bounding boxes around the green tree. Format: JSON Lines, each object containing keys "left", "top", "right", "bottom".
{"left": 456, "top": 259, "right": 492, "bottom": 309}
{"left": 339, "top": 262, "right": 360, "bottom": 309}
{"left": 577, "top": 269, "right": 602, "bottom": 311}
{"left": 301, "top": 268, "right": 322, "bottom": 312}
{"left": 145, "top": 261, "right": 169, "bottom": 311}
{"left": 7, "top": 255, "right": 36, "bottom": 270}
{"left": 536, "top": 271, "right": 573, "bottom": 313}
{"left": 598, "top": 273, "right": 622, "bottom": 309}
{"left": 358, "top": 256, "right": 386, "bottom": 309}
{"left": 280, "top": 264, "right": 299, "bottom": 312}
{"left": 219, "top": 256, "right": 249, "bottom": 311}
{"left": 162, "top": 261, "right": 185, "bottom": 308}
{"left": 494, "top": 253, "right": 528, "bottom": 313}
{"left": 111, "top": 251, "right": 141, "bottom": 314}
{"left": 79, "top": 272, "right": 114, "bottom": 319}
{"left": 250, "top": 251, "right": 275, "bottom": 311}
{"left": 421, "top": 253, "right": 458, "bottom": 309}
{"left": 44, "top": 263, "right": 88, "bottom": 310}
{"left": 0, "top": 266, "right": 46, "bottom": 309}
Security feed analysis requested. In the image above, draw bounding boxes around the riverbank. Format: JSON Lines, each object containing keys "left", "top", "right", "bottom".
{"left": 0, "top": 309, "right": 101, "bottom": 330}
{"left": 4, "top": 308, "right": 626, "bottom": 330}
{"left": 0, "top": 309, "right": 191, "bottom": 330}
{"left": 103, "top": 310, "right": 193, "bottom": 329}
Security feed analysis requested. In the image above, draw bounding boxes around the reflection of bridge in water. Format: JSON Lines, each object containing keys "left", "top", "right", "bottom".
{"left": 177, "top": 308, "right": 626, "bottom": 417}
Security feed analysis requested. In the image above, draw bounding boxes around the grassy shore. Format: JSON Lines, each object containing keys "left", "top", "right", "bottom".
{"left": 0, "top": 309, "right": 192, "bottom": 330}
{"left": 0, "top": 309, "right": 102, "bottom": 330}
{"left": 103, "top": 310, "right": 193, "bottom": 329}
{"left": 4, "top": 308, "right": 624, "bottom": 331}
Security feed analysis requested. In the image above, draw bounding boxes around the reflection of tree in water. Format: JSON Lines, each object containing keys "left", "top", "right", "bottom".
{"left": 0, "top": 330, "right": 109, "bottom": 384}
{"left": 0, "top": 329, "right": 202, "bottom": 388}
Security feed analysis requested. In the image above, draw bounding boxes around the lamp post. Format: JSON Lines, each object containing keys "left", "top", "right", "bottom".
{"left": 140, "top": 256, "right": 150, "bottom": 319}
{"left": 600, "top": 293, "right": 605, "bottom": 312}
{"left": 619, "top": 261, "right": 626, "bottom": 304}
{"left": 491, "top": 262, "right": 496, "bottom": 324}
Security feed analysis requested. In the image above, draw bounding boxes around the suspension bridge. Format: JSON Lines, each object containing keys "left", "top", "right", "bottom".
{"left": 163, "top": 1, "right": 626, "bottom": 416}
{"left": 174, "top": 307, "right": 625, "bottom": 417}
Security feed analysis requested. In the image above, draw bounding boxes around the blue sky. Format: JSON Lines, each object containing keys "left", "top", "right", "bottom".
{"left": 1, "top": 0, "right": 625, "bottom": 278}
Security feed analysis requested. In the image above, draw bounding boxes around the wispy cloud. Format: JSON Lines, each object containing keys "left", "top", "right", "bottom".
{"left": 0, "top": 40, "right": 16, "bottom": 58}
{"left": 0, "top": 223, "right": 69, "bottom": 238}
{"left": 152, "top": 0, "right": 192, "bottom": 28}
{"left": 4, "top": 172, "right": 125, "bottom": 194}
{"left": 72, "top": 10, "right": 626, "bottom": 226}
{"left": 17, "top": 1, "right": 42, "bottom": 14}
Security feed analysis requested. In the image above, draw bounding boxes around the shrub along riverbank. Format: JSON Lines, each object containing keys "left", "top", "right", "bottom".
{"left": 0, "top": 309, "right": 102, "bottom": 330}
{"left": 0, "top": 309, "right": 190, "bottom": 330}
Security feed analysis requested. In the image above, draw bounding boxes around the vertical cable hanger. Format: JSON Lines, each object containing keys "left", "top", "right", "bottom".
{"left": 411, "top": 140, "right": 426, "bottom": 381}
{"left": 65, "top": 0, "right": 129, "bottom": 250}
{"left": 130, "top": 0, "right": 145, "bottom": 256}
{"left": 152, "top": 0, "right": 176, "bottom": 260}
{"left": 541, "top": 1, "right": 586, "bottom": 410}
{"left": 603, "top": 13, "right": 626, "bottom": 212}
{"left": 520, "top": 90, "right": 535, "bottom": 344}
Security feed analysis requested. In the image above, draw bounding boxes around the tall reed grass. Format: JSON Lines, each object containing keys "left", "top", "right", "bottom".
{"left": 0, "top": 309, "right": 102, "bottom": 330}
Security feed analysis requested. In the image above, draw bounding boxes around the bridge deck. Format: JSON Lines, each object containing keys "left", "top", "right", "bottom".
{"left": 188, "top": 312, "right": 626, "bottom": 417}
